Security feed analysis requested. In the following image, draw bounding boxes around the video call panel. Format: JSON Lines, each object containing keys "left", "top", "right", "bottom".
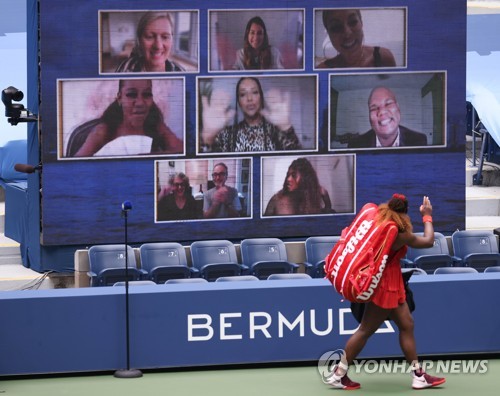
{"left": 38, "top": 1, "right": 466, "bottom": 245}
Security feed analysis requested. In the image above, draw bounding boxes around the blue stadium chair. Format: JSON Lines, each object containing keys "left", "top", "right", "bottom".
{"left": 190, "top": 240, "right": 247, "bottom": 281}
{"left": 433, "top": 267, "right": 479, "bottom": 275}
{"left": 215, "top": 275, "right": 259, "bottom": 282}
{"left": 165, "top": 278, "right": 208, "bottom": 284}
{"left": 87, "top": 244, "right": 143, "bottom": 287}
{"left": 400, "top": 232, "right": 460, "bottom": 274}
{"left": 484, "top": 266, "right": 500, "bottom": 273}
{"left": 267, "top": 273, "right": 312, "bottom": 280}
{"left": 139, "top": 242, "right": 198, "bottom": 284}
{"left": 451, "top": 230, "right": 500, "bottom": 271}
{"left": 304, "top": 236, "right": 340, "bottom": 278}
{"left": 113, "top": 280, "right": 156, "bottom": 286}
{"left": 240, "top": 238, "right": 300, "bottom": 280}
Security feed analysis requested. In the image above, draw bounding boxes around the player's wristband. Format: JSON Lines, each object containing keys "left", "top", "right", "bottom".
{"left": 422, "top": 215, "right": 433, "bottom": 223}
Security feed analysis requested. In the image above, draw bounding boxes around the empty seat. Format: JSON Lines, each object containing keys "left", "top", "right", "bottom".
{"left": 139, "top": 242, "right": 198, "bottom": 284}
{"left": 165, "top": 278, "right": 208, "bottom": 284}
{"left": 401, "top": 232, "right": 459, "bottom": 274}
{"left": 484, "top": 266, "right": 500, "bottom": 273}
{"left": 451, "top": 230, "right": 500, "bottom": 271}
{"left": 87, "top": 244, "right": 143, "bottom": 287}
{"left": 190, "top": 240, "right": 247, "bottom": 281}
{"left": 304, "top": 236, "right": 340, "bottom": 278}
{"left": 215, "top": 275, "right": 260, "bottom": 282}
{"left": 240, "top": 238, "right": 299, "bottom": 280}
{"left": 267, "top": 273, "right": 312, "bottom": 280}
{"left": 113, "top": 280, "right": 156, "bottom": 286}
{"left": 433, "top": 267, "right": 479, "bottom": 275}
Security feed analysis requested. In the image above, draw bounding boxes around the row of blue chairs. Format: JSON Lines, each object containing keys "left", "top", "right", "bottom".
{"left": 401, "top": 230, "right": 500, "bottom": 274}
{"left": 433, "top": 266, "right": 500, "bottom": 274}
{"left": 404, "top": 266, "right": 500, "bottom": 275}
{"left": 87, "top": 230, "right": 500, "bottom": 286}
{"left": 104, "top": 264, "right": 500, "bottom": 289}
{"left": 306, "top": 230, "right": 500, "bottom": 277}
{"left": 113, "top": 273, "right": 313, "bottom": 286}
{"left": 87, "top": 238, "right": 302, "bottom": 286}
{"left": 113, "top": 265, "right": 499, "bottom": 286}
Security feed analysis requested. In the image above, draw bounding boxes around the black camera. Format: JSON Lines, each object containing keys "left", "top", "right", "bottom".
{"left": 2, "top": 86, "right": 25, "bottom": 117}
{"left": 2, "top": 86, "right": 37, "bottom": 125}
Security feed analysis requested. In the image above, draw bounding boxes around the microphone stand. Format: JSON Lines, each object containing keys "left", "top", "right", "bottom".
{"left": 114, "top": 202, "right": 142, "bottom": 378}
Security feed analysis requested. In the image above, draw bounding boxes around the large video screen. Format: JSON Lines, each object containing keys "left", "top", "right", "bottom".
{"left": 38, "top": 1, "right": 466, "bottom": 246}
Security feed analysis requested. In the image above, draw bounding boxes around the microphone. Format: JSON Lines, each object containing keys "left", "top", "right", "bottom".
{"left": 122, "top": 201, "right": 133, "bottom": 212}
{"left": 14, "top": 163, "right": 42, "bottom": 174}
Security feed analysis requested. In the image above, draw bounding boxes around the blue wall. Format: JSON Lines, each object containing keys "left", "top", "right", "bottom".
{"left": 1, "top": 274, "right": 499, "bottom": 376}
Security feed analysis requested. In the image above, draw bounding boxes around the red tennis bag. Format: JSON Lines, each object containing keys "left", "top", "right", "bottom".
{"left": 324, "top": 203, "right": 399, "bottom": 303}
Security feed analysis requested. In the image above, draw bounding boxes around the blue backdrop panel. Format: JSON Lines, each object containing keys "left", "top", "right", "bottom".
{"left": 31, "top": 0, "right": 466, "bottom": 256}
{"left": 1, "top": 274, "right": 499, "bottom": 376}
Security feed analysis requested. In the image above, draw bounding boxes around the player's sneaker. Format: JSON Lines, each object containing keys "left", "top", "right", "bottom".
{"left": 326, "top": 365, "right": 361, "bottom": 390}
{"left": 411, "top": 369, "right": 446, "bottom": 389}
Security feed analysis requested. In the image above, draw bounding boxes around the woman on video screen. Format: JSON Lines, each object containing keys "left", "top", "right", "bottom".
{"left": 233, "top": 16, "right": 284, "bottom": 70}
{"left": 317, "top": 9, "right": 395, "bottom": 69}
{"left": 264, "top": 157, "right": 332, "bottom": 216}
{"left": 71, "top": 79, "right": 182, "bottom": 157}
{"left": 200, "top": 77, "right": 301, "bottom": 153}
{"left": 116, "top": 12, "right": 184, "bottom": 73}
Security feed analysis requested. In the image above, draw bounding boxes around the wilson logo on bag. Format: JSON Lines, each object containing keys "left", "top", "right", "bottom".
{"left": 324, "top": 203, "right": 399, "bottom": 303}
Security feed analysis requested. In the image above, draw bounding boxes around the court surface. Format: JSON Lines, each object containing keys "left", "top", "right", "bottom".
{"left": 1, "top": 358, "right": 498, "bottom": 396}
